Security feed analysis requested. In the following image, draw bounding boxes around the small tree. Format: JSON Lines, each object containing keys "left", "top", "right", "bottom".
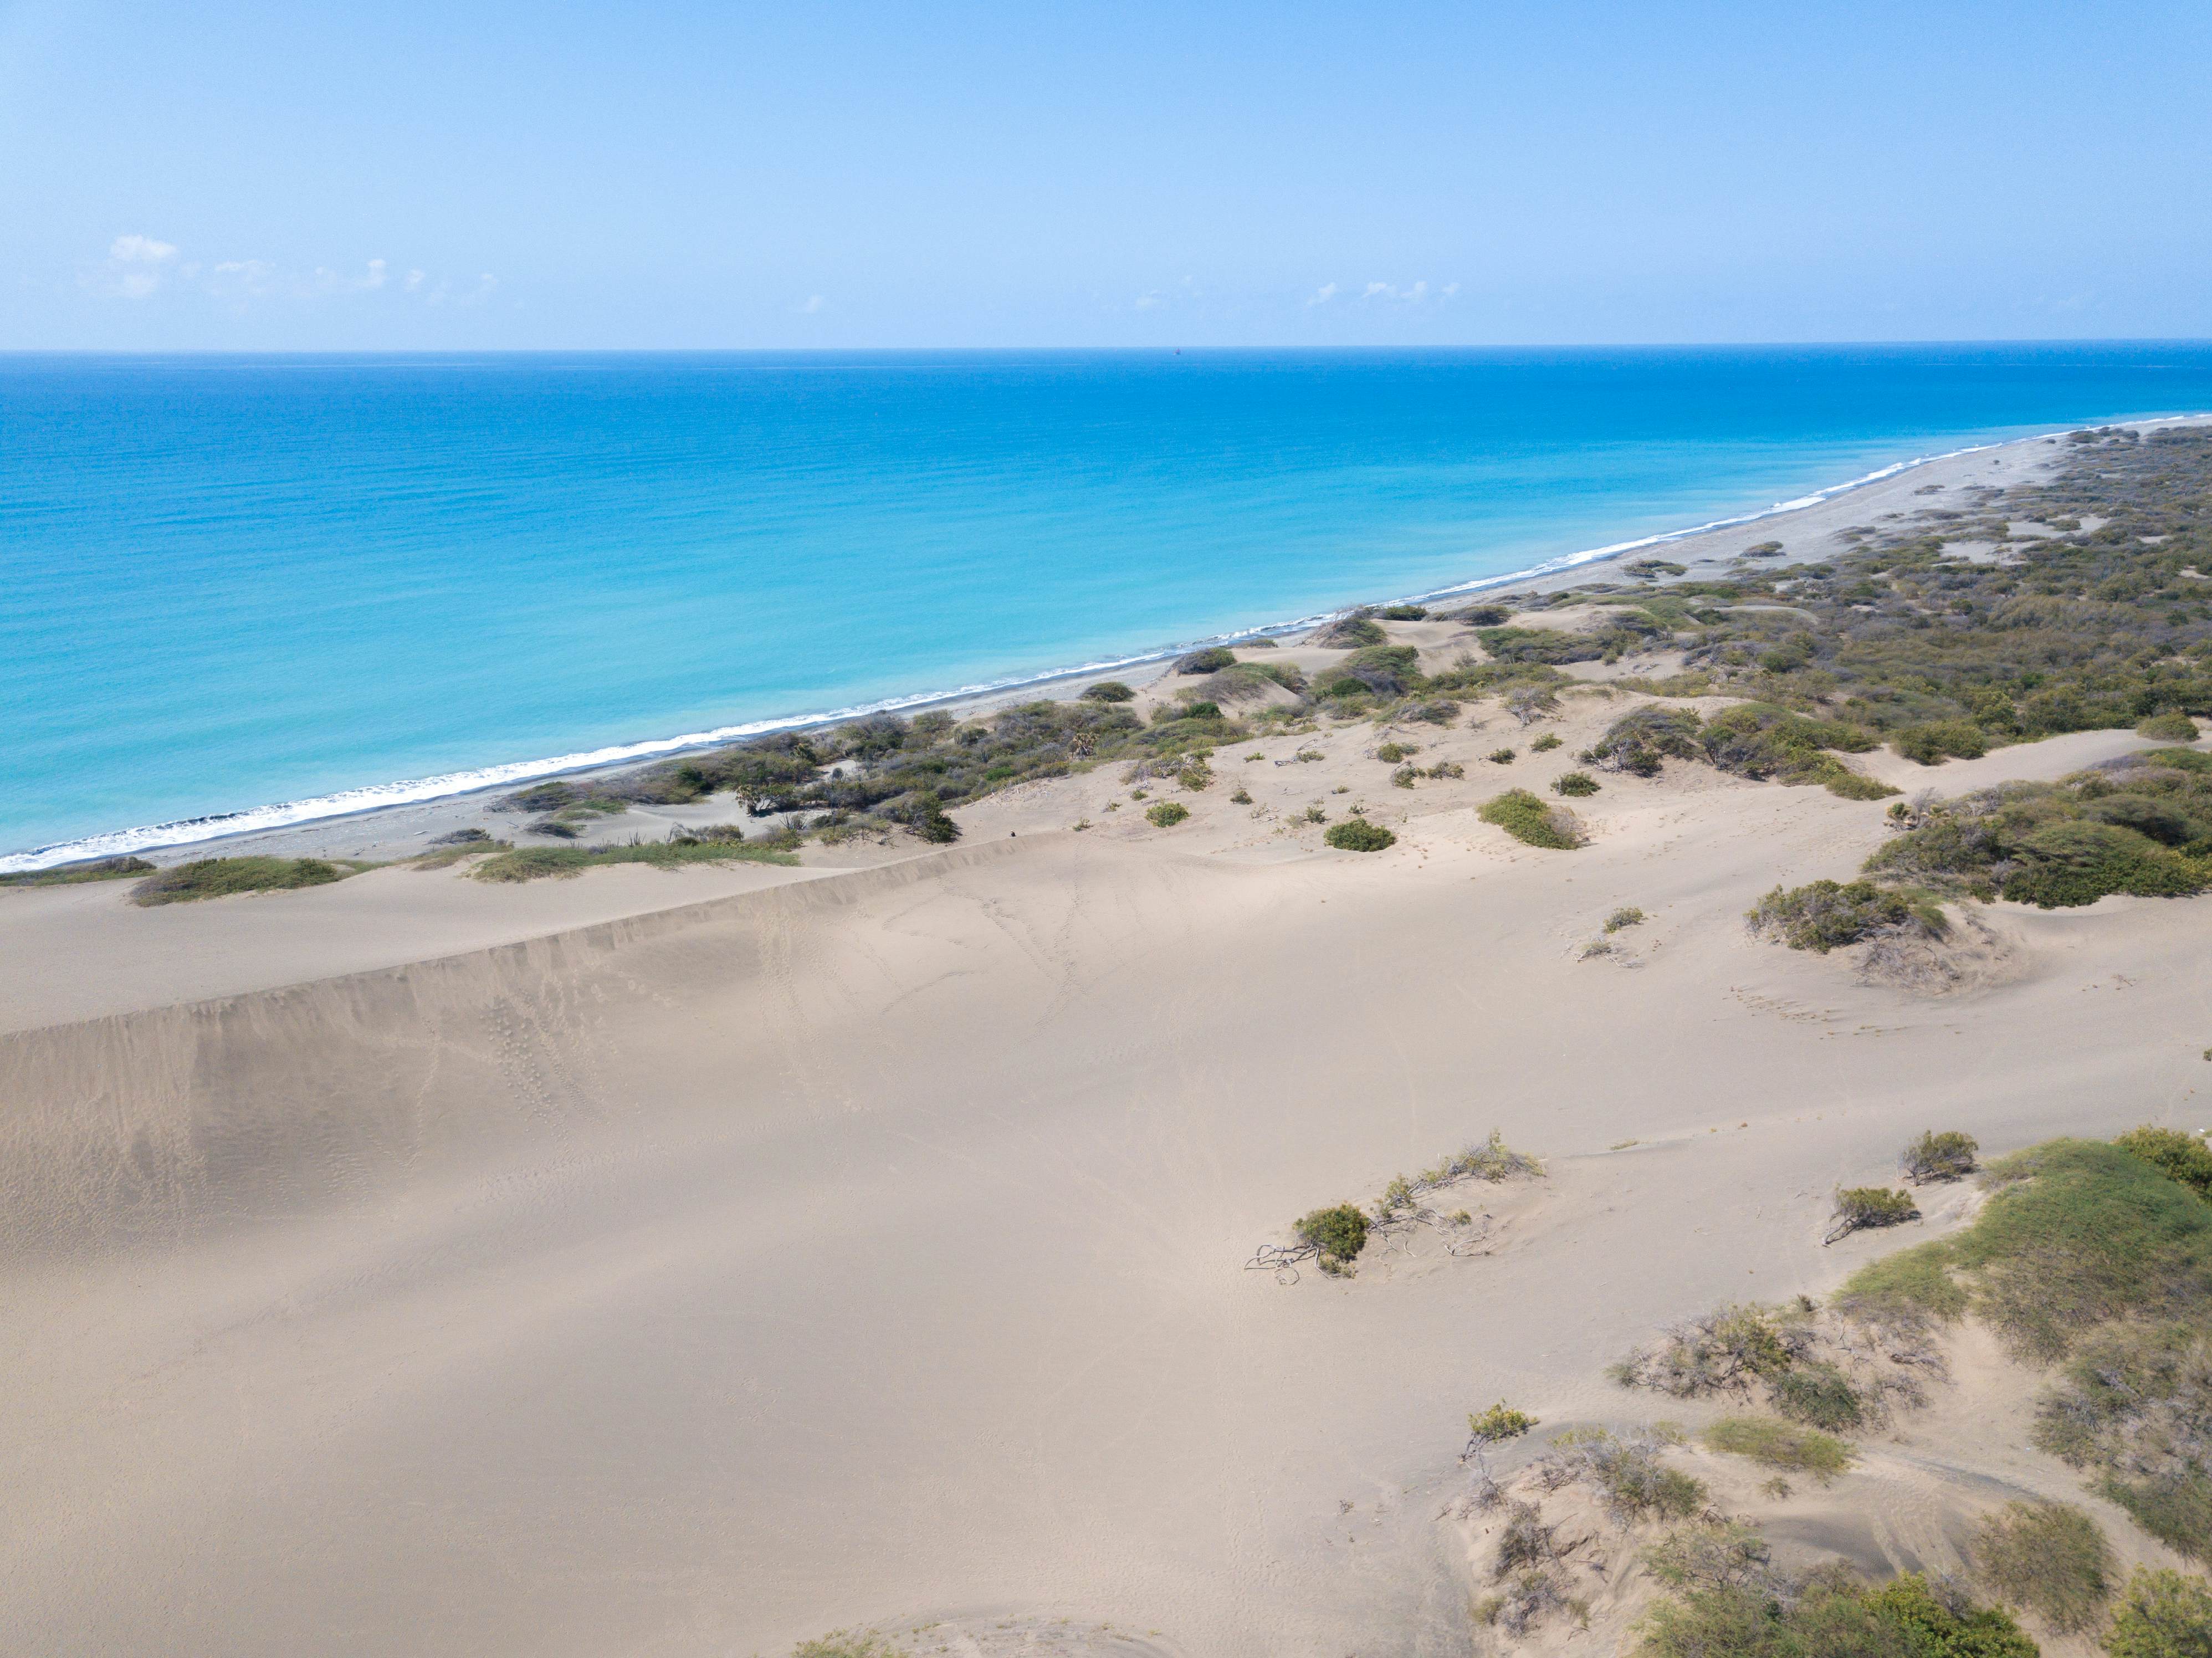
{"left": 2106, "top": 1567, "right": 2212, "bottom": 1658}
{"left": 1826, "top": 1186, "right": 1918, "bottom": 1245}
{"left": 1463, "top": 1401, "right": 1539, "bottom": 1473}
{"left": 911, "top": 792, "right": 960, "bottom": 843}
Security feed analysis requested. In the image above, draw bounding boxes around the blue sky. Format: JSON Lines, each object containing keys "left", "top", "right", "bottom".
{"left": 7, "top": 0, "right": 2210, "bottom": 349}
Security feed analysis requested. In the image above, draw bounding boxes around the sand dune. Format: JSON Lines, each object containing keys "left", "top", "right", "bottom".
{"left": 5, "top": 718, "right": 2209, "bottom": 1655}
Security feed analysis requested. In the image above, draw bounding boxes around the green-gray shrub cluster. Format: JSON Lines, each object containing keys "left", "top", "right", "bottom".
{"left": 1637, "top": 1569, "right": 2035, "bottom": 1658}
{"left": 1747, "top": 879, "right": 1948, "bottom": 953}
{"left": 0, "top": 854, "right": 155, "bottom": 888}
{"left": 132, "top": 855, "right": 361, "bottom": 905}
{"left": 1323, "top": 818, "right": 1395, "bottom": 851}
{"left": 1480, "top": 787, "right": 1584, "bottom": 849}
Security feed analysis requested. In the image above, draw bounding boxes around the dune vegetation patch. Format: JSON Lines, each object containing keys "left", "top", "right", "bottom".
{"left": 470, "top": 839, "right": 801, "bottom": 883}
{"left": 1323, "top": 818, "right": 1395, "bottom": 851}
{"left": 1252, "top": 1131, "right": 1541, "bottom": 1283}
{"left": 1972, "top": 1500, "right": 2116, "bottom": 1634}
{"left": 1703, "top": 1415, "right": 1856, "bottom": 1482}
{"left": 130, "top": 856, "right": 366, "bottom": 905}
{"left": 0, "top": 855, "right": 155, "bottom": 889}
{"left": 1480, "top": 788, "right": 1584, "bottom": 850}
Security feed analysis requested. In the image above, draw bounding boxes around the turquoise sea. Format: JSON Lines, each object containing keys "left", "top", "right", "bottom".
{"left": 7, "top": 344, "right": 2212, "bottom": 869}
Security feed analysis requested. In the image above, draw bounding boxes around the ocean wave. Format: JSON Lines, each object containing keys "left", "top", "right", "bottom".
{"left": 7, "top": 416, "right": 2202, "bottom": 875}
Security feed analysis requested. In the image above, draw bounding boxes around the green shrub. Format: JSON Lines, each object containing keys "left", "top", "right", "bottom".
{"left": 2000, "top": 821, "right": 2206, "bottom": 908}
{"left": 1860, "top": 1575, "right": 2039, "bottom": 1658}
{"left": 1771, "top": 1362, "right": 1866, "bottom": 1431}
{"left": 911, "top": 792, "right": 962, "bottom": 843}
{"left": 1309, "top": 611, "right": 1389, "bottom": 648}
{"left": 2116, "top": 1127, "right": 2212, "bottom": 1200}
{"left": 1175, "top": 646, "right": 1237, "bottom": 674}
{"left": 1324, "top": 818, "right": 1396, "bottom": 852}
{"left": 1748, "top": 879, "right": 1947, "bottom": 952}
{"left": 1295, "top": 1204, "right": 1369, "bottom": 1267}
{"left": 1081, "top": 680, "right": 1135, "bottom": 702}
{"left": 1841, "top": 1139, "right": 2212, "bottom": 1362}
{"left": 2140, "top": 712, "right": 2203, "bottom": 741}
{"left": 1145, "top": 801, "right": 1190, "bottom": 827}
{"left": 1531, "top": 731, "right": 1564, "bottom": 751}
{"left": 1832, "top": 1186, "right": 1919, "bottom": 1240}
{"left": 132, "top": 856, "right": 353, "bottom": 905}
{"left": 1554, "top": 771, "right": 1600, "bottom": 796}
{"left": 1605, "top": 905, "right": 1646, "bottom": 932}
{"left": 2105, "top": 1568, "right": 2212, "bottom": 1658}
{"left": 1704, "top": 1416, "right": 1856, "bottom": 1483}
{"left": 1974, "top": 1501, "right": 2114, "bottom": 1633}
{"left": 1480, "top": 788, "right": 1583, "bottom": 850}
{"left": 1488, "top": 747, "right": 1517, "bottom": 764}
{"left": 1376, "top": 740, "right": 1417, "bottom": 763}
{"left": 1902, "top": 1130, "right": 1980, "bottom": 1185}
{"left": 1895, "top": 721, "right": 1992, "bottom": 765}
{"left": 1376, "top": 603, "right": 1429, "bottom": 621}
{"left": 1639, "top": 1570, "right": 2035, "bottom": 1658}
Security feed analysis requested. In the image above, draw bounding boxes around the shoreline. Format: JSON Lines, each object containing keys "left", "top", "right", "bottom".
{"left": 9, "top": 411, "right": 2203, "bottom": 874}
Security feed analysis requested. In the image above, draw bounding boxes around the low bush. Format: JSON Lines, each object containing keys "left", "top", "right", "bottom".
{"left": 2139, "top": 711, "right": 2202, "bottom": 741}
{"left": 1081, "top": 680, "right": 1135, "bottom": 702}
{"left": 1973, "top": 1500, "right": 2114, "bottom": 1633}
{"left": 1747, "top": 879, "right": 1947, "bottom": 953}
{"left": 1487, "top": 747, "right": 1517, "bottom": 764}
{"left": 1554, "top": 771, "right": 1600, "bottom": 796}
{"left": 1324, "top": 818, "right": 1396, "bottom": 852}
{"left": 1605, "top": 905, "right": 1646, "bottom": 932}
{"left": 1480, "top": 789, "right": 1584, "bottom": 850}
{"left": 910, "top": 792, "right": 961, "bottom": 843}
{"left": 1309, "top": 611, "right": 1389, "bottom": 649}
{"left": 1391, "top": 765, "right": 1417, "bottom": 789}
{"left": 1830, "top": 1186, "right": 1919, "bottom": 1241}
{"left": 1294, "top": 1204, "right": 1369, "bottom": 1270}
{"left": 1639, "top": 1571, "right": 2035, "bottom": 1658}
{"left": 1175, "top": 646, "right": 1237, "bottom": 674}
{"left": 1586, "top": 705, "right": 1705, "bottom": 776}
{"left": 1771, "top": 1361, "right": 1867, "bottom": 1432}
{"left": 2116, "top": 1126, "right": 2212, "bottom": 1200}
{"left": 1703, "top": 1415, "right": 1856, "bottom": 1482}
{"left": 1377, "top": 603, "right": 1429, "bottom": 621}
{"left": 132, "top": 856, "right": 353, "bottom": 905}
{"left": 1376, "top": 740, "right": 1418, "bottom": 763}
{"left": 1145, "top": 801, "right": 1191, "bottom": 827}
{"left": 1610, "top": 1303, "right": 1806, "bottom": 1396}
{"left": 2105, "top": 1567, "right": 2212, "bottom": 1658}
{"left": 1902, "top": 1130, "right": 1980, "bottom": 1185}
{"left": 1547, "top": 1427, "right": 1707, "bottom": 1521}
{"left": 1895, "top": 721, "right": 1991, "bottom": 765}
{"left": 1532, "top": 731, "right": 1563, "bottom": 751}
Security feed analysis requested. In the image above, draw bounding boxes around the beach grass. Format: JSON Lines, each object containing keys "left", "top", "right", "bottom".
{"left": 131, "top": 856, "right": 372, "bottom": 905}
{"left": 469, "top": 840, "right": 800, "bottom": 883}
{"left": 0, "top": 855, "right": 155, "bottom": 889}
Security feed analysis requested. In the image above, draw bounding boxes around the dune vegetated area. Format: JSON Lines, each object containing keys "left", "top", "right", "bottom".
{"left": 6, "top": 421, "right": 2212, "bottom": 1658}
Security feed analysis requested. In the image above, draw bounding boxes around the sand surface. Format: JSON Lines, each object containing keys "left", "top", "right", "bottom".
{"left": 6, "top": 418, "right": 2209, "bottom": 1656}
{"left": 6, "top": 717, "right": 2209, "bottom": 1656}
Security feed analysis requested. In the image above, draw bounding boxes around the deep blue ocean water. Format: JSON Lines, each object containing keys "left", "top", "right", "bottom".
{"left": 7, "top": 344, "right": 2212, "bottom": 868}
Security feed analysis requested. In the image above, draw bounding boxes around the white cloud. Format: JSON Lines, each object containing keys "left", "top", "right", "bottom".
{"left": 1133, "top": 291, "right": 1163, "bottom": 310}
{"left": 1308, "top": 282, "right": 1339, "bottom": 306}
{"left": 86, "top": 237, "right": 494, "bottom": 309}
{"left": 96, "top": 233, "right": 178, "bottom": 299}
{"left": 1358, "top": 279, "right": 1457, "bottom": 305}
{"left": 799, "top": 293, "right": 825, "bottom": 314}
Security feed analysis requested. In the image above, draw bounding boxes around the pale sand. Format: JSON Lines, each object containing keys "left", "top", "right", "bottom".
{"left": 4, "top": 700, "right": 2208, "bottom": 1655}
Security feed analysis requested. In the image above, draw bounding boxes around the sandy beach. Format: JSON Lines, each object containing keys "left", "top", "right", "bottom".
{"left": 6, "top": 418, "right": 2211, "bottom": 1656}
